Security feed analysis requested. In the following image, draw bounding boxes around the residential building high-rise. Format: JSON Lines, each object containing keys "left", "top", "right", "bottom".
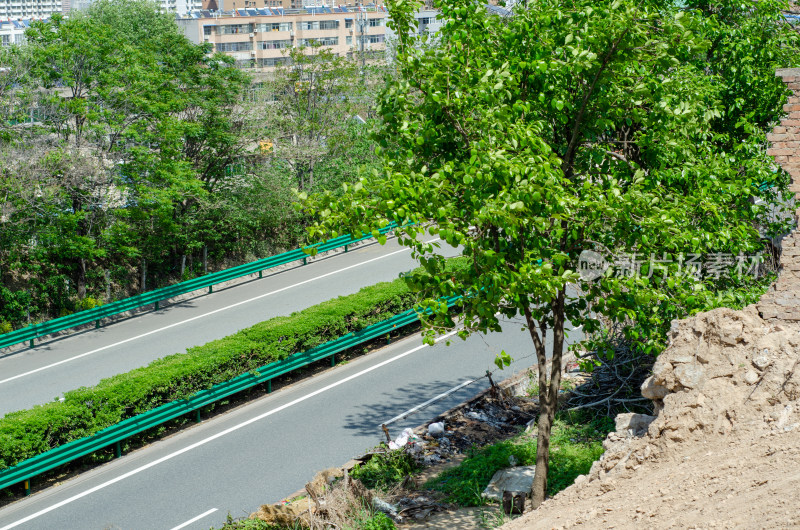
{"left": 177, "top": 5, "right": 388, "bottom": 69}
{"left": 0, "top": 0, "right": 62, "bottom": 19}
{"left": 69, "top": 0, "right": 203, "bottom": 16}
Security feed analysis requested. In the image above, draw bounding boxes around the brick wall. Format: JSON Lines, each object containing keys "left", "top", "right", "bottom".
{"left": 757, "top": 68, "right": 800, "bottom": 321}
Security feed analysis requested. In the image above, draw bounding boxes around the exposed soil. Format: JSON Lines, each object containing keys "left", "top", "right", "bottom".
{"left": 502, "top": 305, "right": 800, "bottom": 530}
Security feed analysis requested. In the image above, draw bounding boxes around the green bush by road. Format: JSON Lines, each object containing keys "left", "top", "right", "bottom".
{"left": 0, "top": 272, "right": 433, "bottom": 471}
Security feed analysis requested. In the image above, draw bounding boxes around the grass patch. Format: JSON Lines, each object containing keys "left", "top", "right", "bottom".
{"left": 425, "top": 411, "right": 613, "bottom": 506}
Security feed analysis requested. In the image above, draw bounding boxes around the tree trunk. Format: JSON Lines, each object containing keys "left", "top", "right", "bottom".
{"left": 180, "top": 254, "right": 186, "bottom": 279}
{"left": 202, "top": 246, "right": 208, "bottom": 275}
{"left": 105, "top": 269, "right": 111, "bottom": 301}
{"left": 531, "top": 397, "right": 553, "bottom": 507}
{"left": 530, "top": 289, "right": 566, "bottom": 508}
{"left": 77, "top": 258, "right": 87, "bottom": 300}
{"left": 141, "top": 259, "right": 147, "bottom": 293}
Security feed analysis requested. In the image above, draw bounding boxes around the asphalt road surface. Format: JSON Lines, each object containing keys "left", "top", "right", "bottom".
{"left": 0, "top": 236, "right": 460, "bottom": 417}
{"left": 0, "top": 317, "right": 584, "bottom": 530}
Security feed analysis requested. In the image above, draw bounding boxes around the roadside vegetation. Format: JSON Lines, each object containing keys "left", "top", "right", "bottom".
{"left": 425, "top": 412, "right": 613, "bottom": 505}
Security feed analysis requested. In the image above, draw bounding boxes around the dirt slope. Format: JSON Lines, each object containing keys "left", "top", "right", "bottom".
{"left": 503, "top": 305, "right": 800, "bottom": 529}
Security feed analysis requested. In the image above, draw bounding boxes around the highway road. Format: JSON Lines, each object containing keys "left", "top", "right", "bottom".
{"left": 0, "top": 236, "right": 459, "bottom": 417}
{"left": 0, "top": 316, "right": 584, "bottom": 530}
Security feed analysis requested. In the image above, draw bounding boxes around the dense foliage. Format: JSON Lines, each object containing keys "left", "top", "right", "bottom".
{"left": 0, "top": 1, "right": 379, "bottom": 328}
{"left": 302, "top": 0, "right": 799, "bottom": 504}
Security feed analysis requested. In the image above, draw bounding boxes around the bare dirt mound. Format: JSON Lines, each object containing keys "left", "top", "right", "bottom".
{"left": 503, "top": 305, "right": 800, "bottom": 529}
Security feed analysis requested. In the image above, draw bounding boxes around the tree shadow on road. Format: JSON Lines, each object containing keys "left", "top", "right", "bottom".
{"left": 340, "top": 378, "right": 489, "bottom": 440}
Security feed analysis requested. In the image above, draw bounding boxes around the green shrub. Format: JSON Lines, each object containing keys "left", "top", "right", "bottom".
{"left": 0, "top": 321, "right": 11, "bottom": 334}
{"left": 351, "top": 511, "right": 396, "bottom": 530}
{"left": 0, "top": 275, "right": 426, "bottom": 471}
{"left": 349, "top": 447, "right": 421, "bottom": 490}
{"left": 425, "top": 412, "right": 613, "bottom": 506}
{"left": 75, "top": 296, "right": 102, "bottom": 311}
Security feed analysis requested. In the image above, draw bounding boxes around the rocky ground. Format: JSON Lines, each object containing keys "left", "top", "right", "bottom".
{"left": 503, "top": 305, "right": 800, "bottom": 529}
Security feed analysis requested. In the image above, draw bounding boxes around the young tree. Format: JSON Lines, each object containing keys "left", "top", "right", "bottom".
{"left": 301, "top": 0, "right": 792, "bottom": 506}
{"left": 260, "top": 45, "right": 369, "bottom": 191}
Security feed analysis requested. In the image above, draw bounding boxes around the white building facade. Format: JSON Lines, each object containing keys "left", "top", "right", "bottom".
{"left": 0, "top": 0, "right": 62, "bottom": 19}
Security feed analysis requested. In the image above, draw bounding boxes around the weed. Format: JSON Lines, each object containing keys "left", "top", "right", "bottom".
{"left": 345, "top": 509, "right": 396, "bottom": 530}
{"left": 477, "top": 506, "right": 517, "bottom": 529}
{"left": 349, "top": 447, "right": 420, "bottom": 490}
{"left": 425, "top": 411, "right": 613, "bottom": 506}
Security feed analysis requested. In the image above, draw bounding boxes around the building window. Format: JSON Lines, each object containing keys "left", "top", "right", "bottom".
{"left": 368, "top": 18, "right": 384, "bottom": 27}
{"left": 259, "top": 39, "right": 292, "bottom": 50}
{"left": 299, "top": 20, "right": 339, "bottom": 30}
{"left": 366, "top": 34, "right": 384, "bottom": 44}
{"left": 345, "top": 19, "right": 353, "bottom": 28}
{"left": 203, "top": 26, "right": 214, "bottom": 36}
{"left": 299, "top": 36, "right": 338, "bottom": 47}
{"left": 218, "top": 24, "right": 253, "bottom": 35}
{"left": 216, "top": 41, "right": 253, "bottom": 52}
{"left": 346, "top": 35, "right": 352, "bottom": 45}
{"left": 259, "top": 22, "right": 292, "bottom": 32}
{"left": 259, "top": 57, "right": 293, "bottom": 67}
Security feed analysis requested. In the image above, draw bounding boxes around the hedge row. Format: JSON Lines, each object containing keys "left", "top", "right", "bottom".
{"left": 0, "top": 276, "right": 422, "bottom": 471}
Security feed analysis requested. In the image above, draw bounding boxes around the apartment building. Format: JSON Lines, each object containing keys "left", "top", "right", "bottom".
{"left": 0, "top": 19, "right": 29, "bottom": 45}
{"left": 67, "top": 0, "right": 203, "bottom": 16}
{"left": 0, "top": 0, "right": 61, "bottom": 19}
{"left": 177, "top": 6, "right": 388, "bottom": 69}
{"left": 158, "top": 0, "right": 203, "bottom": 15}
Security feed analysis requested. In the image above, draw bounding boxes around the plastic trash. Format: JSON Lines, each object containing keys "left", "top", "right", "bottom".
{"left": 388, "top": 427, "right": 417, "bottom": 450}
{"left": 428, "top": 421, "right": 445, "bottom": 438}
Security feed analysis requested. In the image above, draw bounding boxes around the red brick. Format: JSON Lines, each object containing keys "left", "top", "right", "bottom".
{"left": 774, "top": 126, "right": 788, "bottom": 134}
{"left": 767, "top": 148, "right": 794, "bottom": 156}
{"left": 781, "top": 119, "right": 800, "bottom": 127}
{"left": 768, "top": 133, "right": 790, "bottom": 141}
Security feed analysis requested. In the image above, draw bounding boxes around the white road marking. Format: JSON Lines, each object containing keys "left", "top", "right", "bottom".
{"left": 169, "top": 508, "right": 218, "bottom": 530}
{"left": 0, "top": 329, "right": 458, "bottom": 530}
{"left": 0, "top": 239, "right": 439, "bottom": 386}
{"left": 381, "top": 378, "right": 476, "bottom": 427}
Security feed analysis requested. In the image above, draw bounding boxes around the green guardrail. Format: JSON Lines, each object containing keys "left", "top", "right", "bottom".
{"left": 0, "top": 294, "right": 460, "bottom": 495}
{"left": 0, "top": 223, "right": 399, "bottom": 351}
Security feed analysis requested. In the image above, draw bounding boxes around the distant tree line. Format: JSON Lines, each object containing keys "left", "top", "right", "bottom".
{"left": 0, "top": 0, "right": 380, "bottom": 329}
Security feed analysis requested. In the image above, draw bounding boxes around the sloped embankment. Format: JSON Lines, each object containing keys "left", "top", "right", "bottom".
{"left": 503, "top": 305, "right": 800, "bottom": 529}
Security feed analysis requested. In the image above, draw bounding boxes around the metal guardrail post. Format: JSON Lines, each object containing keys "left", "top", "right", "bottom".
{"left": 155, "top": 301, "right": 159, "bottom": 311}
{"left": 267, "top": 380, "right": 272, "bottom": 393}
{"left": 330, "top": 354, "right": 336, "bottom": 367}
{"left": 195, "top": 410, "right": 201, "bottom": 423}
{"left": 208, "top": 285, "right": 213, "bottom": 294}
{"left": 259, "top": 271, "right": 262, "bottom": 279}
{"left": 29, "top": 339, "right": 33, "bottom": 348}
{"left": 24, "top": 480, "right": 30, "bottom": 496}
{"left": 114, "top": 442, "right": 121, "bottom": 458}
{"left": 303, "top": 257, "right": 307, "bottom": 266}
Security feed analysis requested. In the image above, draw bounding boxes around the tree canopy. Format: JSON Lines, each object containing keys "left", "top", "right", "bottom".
{"left": 301, "top": 0, "right": 798, "bottom": 504}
